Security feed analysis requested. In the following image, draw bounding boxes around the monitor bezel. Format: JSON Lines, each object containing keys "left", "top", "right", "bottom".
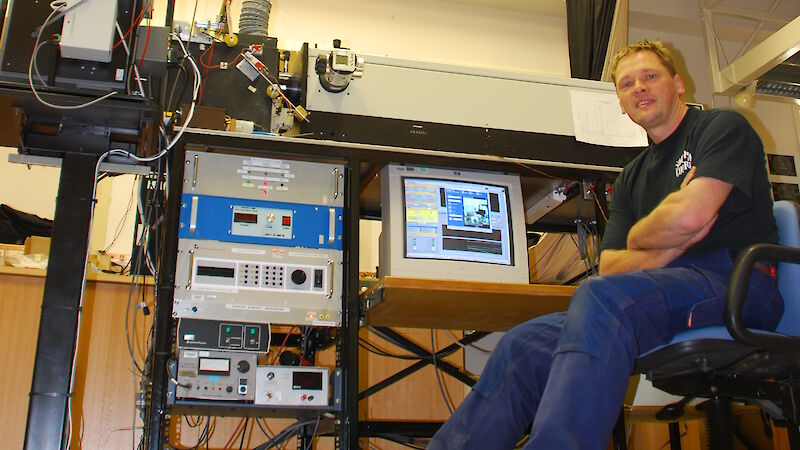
{"left": 380, "top": 164, "right": 530, "bottom": 284}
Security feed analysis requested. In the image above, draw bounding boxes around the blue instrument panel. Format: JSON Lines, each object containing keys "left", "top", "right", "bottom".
{"left": 179, "top": 194, "right": 343, "bottom": 250}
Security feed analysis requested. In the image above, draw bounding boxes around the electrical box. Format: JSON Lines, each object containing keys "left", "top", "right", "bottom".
{"left": 174, "top": 239, "right": 343, "bottom": 326}
{"left": 254, "top": 366, "right": 329, "bottom": 407}
{"left": 178, "top": 319, "right": 271, "bottom": 352}
{"left": 175, "top": 349, "right": 257, "bottom": 402}
{"left": 175, "top": 151, "right": 346, "bottom": 326}
{"left": 60, "top": 0, "right": 118, "bottom": 62}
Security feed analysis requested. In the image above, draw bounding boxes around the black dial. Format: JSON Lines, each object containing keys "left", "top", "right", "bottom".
{"left": 237, "top": 360, "right": 250, "bottom": 373}
{"left": 291, "top": 269, "right": 307, "bottom": 285}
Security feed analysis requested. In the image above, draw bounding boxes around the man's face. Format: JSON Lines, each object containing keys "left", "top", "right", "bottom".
{"left": 615, "top": 50, "right": 686, "bottom": 140}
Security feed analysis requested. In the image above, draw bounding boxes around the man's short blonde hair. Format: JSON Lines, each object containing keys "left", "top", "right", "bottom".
{"left": 609, "top": 39, "right": 678, "bottom": 84}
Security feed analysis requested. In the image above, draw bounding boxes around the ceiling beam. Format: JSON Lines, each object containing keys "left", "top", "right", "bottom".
{"left": 712, "top": 5, "right": 794, "bottom": 26}
{"left": 700, "top": 0, "right": 724, "bottom": 10}
{"left": 714, "top": 15, "right": 800, "bottom": 95}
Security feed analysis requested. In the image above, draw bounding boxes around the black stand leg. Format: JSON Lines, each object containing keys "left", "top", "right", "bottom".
{"left": 669, "top": 422, "right": 683, "bottom": 450}
{"left": 787, "top": 424, "right": 800, "bottom": 449}
{"left": 23, "top": 152, "right": 97, "bottom": 450}
{"left": 612, "top": 410, "right": 627, "bottom": 450}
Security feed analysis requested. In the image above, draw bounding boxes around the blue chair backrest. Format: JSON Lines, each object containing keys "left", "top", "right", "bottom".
{"left": 774, "top": 200, "right": 800, "bottom": 336}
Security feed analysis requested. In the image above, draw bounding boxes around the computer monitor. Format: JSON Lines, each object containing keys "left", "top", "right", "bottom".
{"left": 380, "top": 164, "right": 529, "bottom": 284}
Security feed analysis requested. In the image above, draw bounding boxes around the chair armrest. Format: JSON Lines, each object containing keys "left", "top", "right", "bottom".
{"left": 726, "top": 243, "right": 800, "bottom": 352}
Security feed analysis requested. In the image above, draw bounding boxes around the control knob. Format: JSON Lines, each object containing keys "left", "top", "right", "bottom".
{"left": 291, "top": 269, "right": 307, "bottom": 285}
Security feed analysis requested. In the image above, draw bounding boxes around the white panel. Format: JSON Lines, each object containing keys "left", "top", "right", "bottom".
{"left": 60, "top": 0, "right": 118, "bottom": 62}
{"left": 307, "top": 50, "right": 617, "bottom": 137}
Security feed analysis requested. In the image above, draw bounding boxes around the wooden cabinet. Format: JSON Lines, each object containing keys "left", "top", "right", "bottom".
{"left": 0, "top": 268, "right": 153, "bottom": 450}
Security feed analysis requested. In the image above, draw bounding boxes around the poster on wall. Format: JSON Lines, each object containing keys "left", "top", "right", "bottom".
{"left": 767, "top": 154, "right": 797, "bottom": 177}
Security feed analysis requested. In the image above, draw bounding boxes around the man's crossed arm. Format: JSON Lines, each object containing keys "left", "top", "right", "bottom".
{"left": 599, "top": 167, "right": 733, "bottom": 275}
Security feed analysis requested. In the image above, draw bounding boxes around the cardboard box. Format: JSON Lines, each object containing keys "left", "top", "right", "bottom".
{"left": 23, "top": 236, "right": 51, "bottom": 256}
{"left": 528, "top": 232, "right": 597, "bottom": 284}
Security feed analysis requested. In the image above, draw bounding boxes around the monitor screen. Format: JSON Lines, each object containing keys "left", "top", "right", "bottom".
{"left": 381, "top": 165, "right": 529, "bottom": 284}
{"left": 402, "top": 177, "right": 513, "bottom": 265}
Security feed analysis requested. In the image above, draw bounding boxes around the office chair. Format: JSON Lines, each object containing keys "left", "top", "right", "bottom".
{"left": 619, "top": 200, "right": 800, "bottom": 450}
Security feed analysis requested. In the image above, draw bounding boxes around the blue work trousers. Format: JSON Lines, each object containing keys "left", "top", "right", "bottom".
{"left": 429, "top": 249, "right": 783, "bottom": 450}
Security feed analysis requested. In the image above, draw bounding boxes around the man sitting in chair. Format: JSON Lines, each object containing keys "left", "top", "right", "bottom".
{"left": 429, "top": 39, "right": 784, "bottom": 450}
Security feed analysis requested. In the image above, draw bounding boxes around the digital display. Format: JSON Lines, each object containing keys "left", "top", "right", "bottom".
{"left": 292, "top": 371, "right": 323, "bottom": 390}
{"left": 334, "top": 54, "right": 349, "bottom": 66}
{"left": 231, "top": 205, "right": 293, "bottom": 240}
{"left": 234, "top": 212, "right": 258, "bottom": 224}
{"left": 196, "top": 266, "right": 235, "bottom": 278}
{"left": 402, "top": 177, "right": 513, "bottom": 265}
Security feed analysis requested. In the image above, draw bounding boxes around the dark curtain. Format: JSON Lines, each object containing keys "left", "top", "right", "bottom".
{"left": 566, "top": 0, "right": 617, "bottom": 81}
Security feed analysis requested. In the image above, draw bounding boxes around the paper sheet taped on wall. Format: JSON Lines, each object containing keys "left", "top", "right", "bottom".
{"left": 569, "top": 90, "right": 648, "bottom": 147}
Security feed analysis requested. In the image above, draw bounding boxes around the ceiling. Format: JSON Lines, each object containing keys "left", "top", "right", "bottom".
{"left": 439, "top": 0, "right": 798, "bottom": 29}
{"left": 694, "top": 0, "right": 800, "bottom": 99}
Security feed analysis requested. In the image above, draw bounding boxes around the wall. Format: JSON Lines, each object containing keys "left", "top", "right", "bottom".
{"left": 0, "top": 147, "right": 60, "bottom": 220}
{"left": 166, "top": 0, "right": 570, "bottom": 75}
{"left": 0, "top": 146, "right": 139, "bottom": 258}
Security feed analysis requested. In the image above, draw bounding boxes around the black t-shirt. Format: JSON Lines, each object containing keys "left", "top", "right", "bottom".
{"left": 601, "top": 107, "right": 777, "bottom": 256}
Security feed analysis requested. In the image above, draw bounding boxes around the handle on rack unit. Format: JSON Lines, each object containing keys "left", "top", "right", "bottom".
{"left": 327, "top": 259, "right": 334, "bottom": 299}
{"left": 192, "top": 154, "right": 199, "bottom": 189}
{"left": 333, "top": 168, "right": 340, "bottom": 200}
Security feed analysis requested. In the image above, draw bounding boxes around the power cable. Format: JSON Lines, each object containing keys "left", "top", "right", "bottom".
{"left": 430, "top": 330, "right": 455, "bottom": 415}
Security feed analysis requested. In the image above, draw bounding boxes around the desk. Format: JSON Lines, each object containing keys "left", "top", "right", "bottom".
{"left": 355, "top": 278, "right": 574, "bottom": 447}
{"left": 362, "top": 276, "right": 576, "bottom": 331}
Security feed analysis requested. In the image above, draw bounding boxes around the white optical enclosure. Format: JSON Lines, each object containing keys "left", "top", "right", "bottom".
{"left": 60, "top": 0, "right": 118, "bottom": 62}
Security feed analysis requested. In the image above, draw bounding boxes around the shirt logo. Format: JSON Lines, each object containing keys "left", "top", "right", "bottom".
{"left": 675, "top": 150, "right": 693, "bottom": 178}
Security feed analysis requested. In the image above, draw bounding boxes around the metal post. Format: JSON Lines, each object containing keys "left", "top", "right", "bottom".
{"left": 144, "top": 143, "right": 185, "bottom": 449}
{"left": 24, "top": 152, "right": 97, "bottom": 450}
{"left": 668, "top": 422, "right": 683, "bottom": 450}
{"left": 340, "top": 158, "right": 360, "bottom": 449}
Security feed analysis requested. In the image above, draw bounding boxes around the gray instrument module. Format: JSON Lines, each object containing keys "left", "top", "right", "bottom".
{"left": 174, "top": 151, "right": 345, "bottom": 326}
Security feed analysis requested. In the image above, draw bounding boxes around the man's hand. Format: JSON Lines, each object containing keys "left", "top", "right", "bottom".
{"left": 599, "top": 247, "right": 684, "bottom": 275}
{"left": 680, "top": 166, "right": 696, "bottom": 189}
